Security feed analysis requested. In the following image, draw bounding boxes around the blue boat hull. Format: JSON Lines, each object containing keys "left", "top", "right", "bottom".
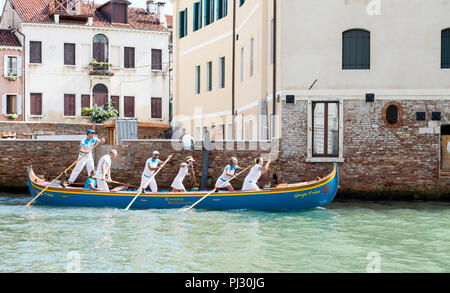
{"left": 27, "top": 164, "right": 338, "bottom": 211}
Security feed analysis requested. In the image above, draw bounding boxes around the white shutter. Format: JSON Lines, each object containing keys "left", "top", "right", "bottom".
{"left": 16, "top": 95, "right": 22, "bottom": 115}
{"left": 4, "top": 56, "right": 9, "bottom": 77}
{"left": 1, "top": 94, "right": 6, "bottom": 115}
{"left": 16, "top": 57, "right": 22, "bottom": 77}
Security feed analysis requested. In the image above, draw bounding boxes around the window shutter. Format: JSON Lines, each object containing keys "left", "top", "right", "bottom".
{"left": 17, "top": 57, "right": 22, "bottom": 76}
{"left": 16, "top": 95, "right": 22, "bottom": 115}
{"left": 1, "top": 94, "right": 6, "bottom": 115}
{"left": 151, "top": 98, "right": 162, "bottom": 119}
{"left": 124, "top": 96, "right": 135, "bottom": 118}
{"left": 81, "top": 95, "right": 90, "bottom": 109}
{"left": 30, "top": 93, "right": 42, "bottom": 116}
{"left": 4, "top": 56, "right": 8, "bottom": 77}
{"left": 64, "top": 95, "right": 69, "bottom": 116}
{"left": 111, "top": 95, "right": 120, "bottom": 117}
{"left": 442, "top": 29, "right": 450, "bottom": 68}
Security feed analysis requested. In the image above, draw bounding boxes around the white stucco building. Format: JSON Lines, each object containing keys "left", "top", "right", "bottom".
{"left": 0, "top": 0, "right": 171, "bottom": 125}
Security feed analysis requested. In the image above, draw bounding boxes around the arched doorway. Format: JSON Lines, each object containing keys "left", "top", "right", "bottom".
{"left": 441, "top": 125, "right": 450, "bottom": 171}
{"left": 93, "top": 83, "right": 108, "bottom": 108}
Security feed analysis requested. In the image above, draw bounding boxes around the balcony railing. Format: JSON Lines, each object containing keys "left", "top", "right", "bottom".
{"left": 89, "top": 59, "right": 114, "bottom": 77}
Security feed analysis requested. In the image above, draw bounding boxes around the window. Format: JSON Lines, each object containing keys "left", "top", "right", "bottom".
{"left": 152, "top": 49, "right": 162, "bottom": 70}
{"left": 239, "top": 0, "right": 245, "bottom": 6}
{"left": 81, "top": 95, "right": 90, "bottom": 115}
{"left": 193, "top": 2, "right": 202, "bottom": 31}
{"left": 217, "top": 0, "right": 228, "bottom": 20}
{"left": 124, "top": 96, "right": 135, "bottom": 118}
{"left": 204, "top": 0, "right": 214, "bottom": 26}
{"left": 64, "top": 43, "right": 75, "bottom": 65}
{"left": 111, "top": 96, "right": 120, "bottom": 117}
{"left": 342, "top": 29, "right": 370, "bottom": 70}
{"left": 179, "top": 8, "right": 188, "bottom": 38}
{"left": 93, "top": 83, "right": 108, "bottom": 107}
{"left": 207, "top": 61, "right": 212, "bottom": 91}
{"left": 30, "top": 93, "right": 42, "bottom": 116}
{"left": 250, "top": 38, "right": 254, "bottom": 77}
{"left": 7, "top": 56, "right": 17, "bottom": 75}
{"left": 124, "top": 47, "right": 135, "bottom": 68}
{"left": 64, "top": 94, "right": 76, "bottom": 117}
{"left": 195, "top": 65, "right": 201, "bottom": 94}
{"left": 240, "top": 47, "right": 244, "bottom": 82}
{"left": 219, "top": 57, "right": 225, "bottom": 89}
{"left": 383, "top": 102, "right": 402, "bottom": 127}
{"left": 5, "top": 95, "right": 17, "bottom": 114}
{"left": 312, "top": 102, "right": 339, "bottom": 157}
{"left": 30, "top": 41, "right": 42, "bottom": 64}
{"left": 442, "top": 29, "right": 450, "bottom": 68}
{"left": 93, "top": 34, "right": 108, "bottom": 63}
{"left": 151, "top": 97, "right": 162, "bottom": 119}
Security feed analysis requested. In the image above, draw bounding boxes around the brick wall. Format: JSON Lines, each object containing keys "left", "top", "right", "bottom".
{"left": 280, "top": 98, "right": 450, "bottom": 199}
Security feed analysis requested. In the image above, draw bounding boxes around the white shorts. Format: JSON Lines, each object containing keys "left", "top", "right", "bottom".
{"left": 242, "top": 180, "right": 260, "bottom": 191}
{"left": 215, "top": 177, "right": 231, "bottom": 189}
{"left": 140, "top": 173, "right": 158, "bottom": 192}
{"left": 97, "top": 179, "right": 109, "bottom": 191}
{"left": 171, "top": 178, "right": 186, "bottom": 191}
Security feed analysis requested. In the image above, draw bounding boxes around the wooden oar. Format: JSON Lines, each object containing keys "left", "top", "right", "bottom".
{"left": 182, "top": 165, "right": 251, "bottom": 212}
{"left": 124, "top": 155, "right": 173, "bottom": 211}
{"left": 191, "top": 164, "right": 199, "bottom": 191}
{"left": 93, "top": 177, "right": 140, "bottom": 189}
{"left": 26, "top": 140, "right": 102, "bottom": 207}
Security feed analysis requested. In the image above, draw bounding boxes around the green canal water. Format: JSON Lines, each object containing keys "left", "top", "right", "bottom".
{"left": 0, "top": 192, "right": 449, "bottom": 273}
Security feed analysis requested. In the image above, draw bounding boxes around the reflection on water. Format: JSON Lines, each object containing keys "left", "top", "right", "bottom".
{"left": 0, "top": 193, "right": 449, "bottom": 272}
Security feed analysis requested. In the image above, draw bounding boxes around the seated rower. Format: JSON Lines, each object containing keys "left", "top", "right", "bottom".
{"left": 215, "top": 157, "right": 240, "bottom": 192}
{"left": 84, "top": 170, "right": 98, "bottom": 191}
{"left": 242, "top": 157, "right": 271, "bottom": 191}
{"left": 171, "top": 156, "right": 195, "bottom": 193}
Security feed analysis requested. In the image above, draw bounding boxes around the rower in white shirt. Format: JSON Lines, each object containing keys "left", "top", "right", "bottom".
{"left": 215, "top": 157, "right": 240, "bottom": 191}
{"left": 66, "top": 129, "right": 104, "bottom": 185}
{"left": 95, "top": 150, "right": 118, "bottom": 191}
{"left": 171, "top": 156, "right": 195, "bottom": 192}
{"left": 140, "top": 151, "right": 162, "bottom": 193}
{"left": 242, "top": 157, "right": 271, "bottom": 191}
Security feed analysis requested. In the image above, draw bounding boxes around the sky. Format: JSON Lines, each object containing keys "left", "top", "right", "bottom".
{"left": 0, "top": 0, "right": 174, "bottom": 16}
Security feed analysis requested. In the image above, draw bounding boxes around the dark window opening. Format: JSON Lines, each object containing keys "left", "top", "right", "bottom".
{"left": 386, "top": 105, "right": 399, "bottom": 125}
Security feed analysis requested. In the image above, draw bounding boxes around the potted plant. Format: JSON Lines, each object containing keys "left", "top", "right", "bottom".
{"left": 8, "top": 73, "right": 17, "bottom": 81}
{"left": 81, "top": 102, "right": 118, "bottom": 124}
{"left": 89, "top": 58, "right": 114, "bottom": 76}
{"left": 6, "top": 113, "right": 18, "bottom": 120}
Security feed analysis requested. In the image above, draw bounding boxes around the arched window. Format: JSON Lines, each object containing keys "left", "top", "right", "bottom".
{"left": 342, "top": 29, "right": 370, "bottom": 70}
{"left": 441, "top": 29, "right": 450, "bottom": 68}
{"left": 93, "top": 34, "right": 109, "bottom": 63}
{"left": 92, "top": 83, "right": 108, "bottom": 107}
{"left": 382, "top": 102, "right": 402, "bottom": 128}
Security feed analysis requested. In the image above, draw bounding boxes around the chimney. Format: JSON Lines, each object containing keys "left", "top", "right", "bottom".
{"left": 54, "top": 13, "right": 60, "bottom": 24}
{"left": 147, "top": 0, "right": 155, "bottom": 13}
{"left": 157, "top": 1, "right": 167, "bottom": 28}
{"left": 87, "top": 16, "right": 93, "bottom": 26}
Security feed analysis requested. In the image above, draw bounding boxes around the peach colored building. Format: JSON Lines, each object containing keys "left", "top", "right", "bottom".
{"left": 0, "top": 29, "right": 23, "bottom": 121}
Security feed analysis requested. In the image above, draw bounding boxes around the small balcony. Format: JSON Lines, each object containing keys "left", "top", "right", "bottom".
{"left": 89, "top": 59, "right": 114, "bottom": 77}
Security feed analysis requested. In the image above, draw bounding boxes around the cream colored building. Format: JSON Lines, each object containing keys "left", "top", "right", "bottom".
{"left": 173, "top": 0, "right": 278, "bottom": 141}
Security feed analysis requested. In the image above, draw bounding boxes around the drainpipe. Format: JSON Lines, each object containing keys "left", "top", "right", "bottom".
{"left": 272, "top": 0, "right": 277, "bottom": 117}
{"left": 231, "top": 0, "right": 237, "bottom": 139}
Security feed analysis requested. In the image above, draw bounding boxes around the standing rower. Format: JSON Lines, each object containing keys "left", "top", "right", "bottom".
{"left": 171, "top": 156, "right": 195, "bottom": 192}
{"left": 95, "top": 150, "right": 118, "bottom": 191}
{"left": 66, "top": 129, "right": 105, "bottom": 185}
{"left": 140, "top": 151, "right": 162, "bottom": 193}
{"left": 215, "top": 157, "right": 240, "bottom": 191}
{"left": 242, "top": 157, "right": 271, "bottom": 191}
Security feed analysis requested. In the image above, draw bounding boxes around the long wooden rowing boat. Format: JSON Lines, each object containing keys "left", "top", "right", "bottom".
{"left": 27, "top": 163, "right": 339, "bottom": 211}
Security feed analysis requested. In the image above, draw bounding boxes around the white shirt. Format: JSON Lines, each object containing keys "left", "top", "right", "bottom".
{"left": 174, "top": 165, "right": 189, "bottom": 182}
{"left": 219, "top": 164, "right": 239, "bottom": 182}
{"left": 245, "top": 164, "right": 263, "bottom": 183}
{"left": 79, "top": 136, "right": 99, "bottom": 159}
{"left": 95, "top": 155, "right": 112, "bottom": 178}
{"left": 143, "top": 157, "right": 161, "bottom": 177}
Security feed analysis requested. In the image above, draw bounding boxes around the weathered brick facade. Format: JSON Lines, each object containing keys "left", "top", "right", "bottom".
{"left": 279, "top": 98, "right": 450, "bottom": 199}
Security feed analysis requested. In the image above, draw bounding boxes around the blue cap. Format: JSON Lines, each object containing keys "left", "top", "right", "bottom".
{"left": 87, "top": 129, "right": 96, "bottom": 135}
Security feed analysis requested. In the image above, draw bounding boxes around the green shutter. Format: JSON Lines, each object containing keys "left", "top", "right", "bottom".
{"left": 442, "top": 29, "right": 450, "bottom": 68}
{"left": 184, "top": 8, "right": 188, "bottom": 36}
{"left": 193, "top": 3, "right": 198, "bottom": 31}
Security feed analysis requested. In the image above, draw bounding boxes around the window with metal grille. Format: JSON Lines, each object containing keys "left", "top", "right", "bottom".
{"left": 64, "top": 43, "right": 75, "bottom": 65}
{"left": 312, "top": 102, "right": 339, "bottom": 157}
{"left": 442, "top": 29, "right": 450, "bottom": 68}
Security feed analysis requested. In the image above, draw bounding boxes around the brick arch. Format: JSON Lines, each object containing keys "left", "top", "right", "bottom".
{"left": 382, "top": 102, "right": 402, "bottom": 128}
